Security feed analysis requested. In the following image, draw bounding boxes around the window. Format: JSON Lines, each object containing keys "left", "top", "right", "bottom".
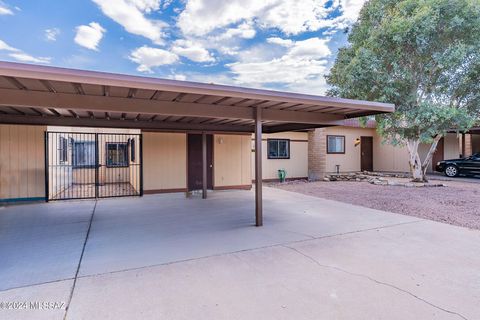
{"left": 267, "top": 139, "right": 290, "bottom": 159}
{"left": 130, "top": 139, "right": 136, "bottom": 162}
{"left": 59, "top": 137, "right": 68, "bottom": 163}
{"left": 106, "top": 143, "right": 128, "bottom": 167}
{"left": 73, "top": 141, "right": 95, "bottom": 168}
{"left": 327, "top": 135, "right": 345, "bottom": 154}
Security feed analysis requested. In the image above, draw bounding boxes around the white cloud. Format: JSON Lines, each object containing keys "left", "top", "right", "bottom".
{"left": 288, "top": 37, "right": 331, "bottom": 59}
{"left": 91, "top": 0, "right": 166, "bottom": 44}
{"left": 339, "top": 0, "right": 366, "bottom": 23}
{"left": 178, "top": 0, "right": 335, "bottom": 37}
{"left": 0, "top": 2, "right": 13, "bottom": 15}
{"left": 325, "top": 0, "right": 367, "bottom": 31}
{"left": 227, "top": 37, "right": 332, "bottom": 94}
{"left": 267, "top": 37, "right": 294, "bottom": 47}
{"left": 74, "top": 22, "right": 106, "bottom": 51}
{"left": 129, "top": 45, "right": 179, "bottom": 73}
{"left": 0, "top": 39, "right": 19, "bottom": 52}
{"left": 169, "top": 73, "right": 187, "bottom": 81}
{"left": 259, "top": 0, "right": 333, "bottom": 35}
{"left": 45, "top": 28, "right": 60, "bottom": 41}
{"left": 171, "top": 39, "right": 215, "bottom": 63}
{"left": 8, "top": 52, "right": 51, "bottom": 64}
{"left": 220, "top": 21, "right": 256, "bottom": 40}
{"left": 0, "top": 39, "right": 51, "bottom": 64}
{"left": 177, "top": 0, "right": 367, "bottom": 41}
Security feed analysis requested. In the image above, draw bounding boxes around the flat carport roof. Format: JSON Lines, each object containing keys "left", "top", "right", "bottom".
{"left": 0, "top": 61, "right": 395, "bottom": 226}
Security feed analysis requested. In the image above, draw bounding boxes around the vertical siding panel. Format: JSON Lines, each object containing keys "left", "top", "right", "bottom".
{"left": 9, "top": 125, "right": 19, "bottom": 198}
{"left": 19, "top": 126, "right": 28, "bottom": 197}
{"left": 33, "top": 126, "right": 45, "bottom": 197}
{"left": 0, "top": 126, "right": 7, "bottom": 198}
{"left": 143, "top": 132, "right": 187, "bottom": 191}
{"left": 31, "top": 125, "right": 44, "bottom": 199}
{"left": 241, "top": 135, "right": 252, "bottom": 185}
{"left": 213, "top": 134, "right": 250, "bottom": 187}
{"left": 0, "top": 125, "right": 46, "bottom": 200}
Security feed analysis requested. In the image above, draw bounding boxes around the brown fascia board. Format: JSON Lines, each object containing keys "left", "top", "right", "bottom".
{"left": 0, "top": 61, "right": 395, "bottom": 113}
{"left": 0, "top": 88, "right": 347, "bottom": 124}
{"left": 0, "top": 113, "right": 255, "bottom": 133}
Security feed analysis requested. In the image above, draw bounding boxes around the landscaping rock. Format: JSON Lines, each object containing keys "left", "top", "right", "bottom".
{"left": 322, "top": 171, "right": 446, "bottom": 188}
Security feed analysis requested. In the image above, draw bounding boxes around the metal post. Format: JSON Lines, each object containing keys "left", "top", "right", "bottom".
{"left": 95, "top": 133, "right": 99, "bottom": 199}
{"left": 139, "top": 133, "right": 144, "bottom": 196}
{"left": 255, "top": 107, "right": 263, "bottom": 226}
{"left": 462, "top": 133, "right": 466, "bottom": 157}
{"left": 202, "top": 132, "right": 207, "bottom": 199}
{"left": 44, "top": 131, "right": 49, "bottom": 202}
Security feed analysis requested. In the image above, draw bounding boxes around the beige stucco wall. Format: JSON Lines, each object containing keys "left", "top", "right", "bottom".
{"left": 143, "top": 132, "right": 187, "bottom": 191}
{"left": 251, "top": 132, "right": 308, "bottom": 180}
{"left": 0, "top": 124, "right": 46, "bottom": 200}
{"left": 471, "top": 134, "right": 480, "bottom": 154}
{"left": 444, "top": 133, "right": 461, "bottom": 160}
{"left": 324, "top": 126, "right": 376, "bottom": 173}
{"left": 373, "top": 133, "right": 458, "bottom": 173}
{"left": 214, "top": 134, "right": 251, "bottom": 187}
{"left": 321, "top": 127, "right": 461, "bottom": 174}
{"left": 373, "top": 139, "right": 410, "bottom": 172}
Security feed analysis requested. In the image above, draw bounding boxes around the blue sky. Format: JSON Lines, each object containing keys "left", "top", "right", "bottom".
{"left": 0, "top": 0, "right": 365, "bottom": 94}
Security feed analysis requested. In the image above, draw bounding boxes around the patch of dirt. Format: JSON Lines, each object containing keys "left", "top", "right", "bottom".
{"left": 270, "top": 179, "right": 480, "bottom": 230}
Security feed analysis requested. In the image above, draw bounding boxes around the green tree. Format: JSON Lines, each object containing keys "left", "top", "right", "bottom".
{"left": 326, "top": 0, "right": 480, "bottom": 182}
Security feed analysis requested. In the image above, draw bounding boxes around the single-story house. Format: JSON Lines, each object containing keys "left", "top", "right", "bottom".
{"left": 259, "top": 119, "right": 478, "bottom": 181}
{"left": 0, "top": 62, "right": 394, "bottom": 226}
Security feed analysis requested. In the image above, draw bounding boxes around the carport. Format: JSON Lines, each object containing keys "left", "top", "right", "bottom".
{"left": 0, "top": 61, "right": 394, "bottom": 226}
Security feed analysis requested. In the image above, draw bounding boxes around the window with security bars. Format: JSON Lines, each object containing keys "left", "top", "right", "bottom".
{"left": 58, "top": 137, "right": 68, "bottom": 163}
{"left": 73, "top": 141, "right": 96, "bottom": 168}
{"left": 106, "top": 143, "right": 128, "bottom": 167}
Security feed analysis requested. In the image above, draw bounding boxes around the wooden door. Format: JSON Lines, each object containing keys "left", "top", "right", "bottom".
{"left": 187, "top": 134, "right": 213, "bottom": 191}
{"left": 432, "top": 137, "right": 444, "bottom": 171}
{"left": 361, "top": 136, "right": 373, "bottom": 171}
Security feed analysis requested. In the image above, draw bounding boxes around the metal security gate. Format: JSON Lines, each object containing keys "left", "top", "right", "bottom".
{"left": 45, "top": 132, "right": 143, "bottom": 201}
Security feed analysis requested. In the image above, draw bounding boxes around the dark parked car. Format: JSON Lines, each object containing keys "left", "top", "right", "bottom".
{"left": 435, "top": 153, "right": 480, "bottom": 177}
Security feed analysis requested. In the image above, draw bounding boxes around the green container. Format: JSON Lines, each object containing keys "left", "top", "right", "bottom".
{"left": 278, "top": 169, "right": 287, "bottom": 183}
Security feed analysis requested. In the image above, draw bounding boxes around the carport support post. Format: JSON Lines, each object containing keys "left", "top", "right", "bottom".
{"left": 202, "top": 132, "right": 207, "bottom": 199}
{"left": 255, "top": 107, "right": 263, "bottom": 226}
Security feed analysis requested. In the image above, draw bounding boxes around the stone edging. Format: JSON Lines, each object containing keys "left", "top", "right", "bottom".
{"left": 323, "top": 172, "right": 446, "bottom": 188}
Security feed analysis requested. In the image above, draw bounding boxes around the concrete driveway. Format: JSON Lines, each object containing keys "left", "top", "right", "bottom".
{"left": 1, "top": 187, "right": 479, "bottom": 320}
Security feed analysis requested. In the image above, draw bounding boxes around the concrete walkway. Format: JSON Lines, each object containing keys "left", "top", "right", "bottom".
{"left": 1, "top": 188, "right": 479, "bottom": 319}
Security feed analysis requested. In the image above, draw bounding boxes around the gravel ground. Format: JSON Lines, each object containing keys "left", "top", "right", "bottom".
{"left": 271, "top": 178, "right": 480, "bottom": 230}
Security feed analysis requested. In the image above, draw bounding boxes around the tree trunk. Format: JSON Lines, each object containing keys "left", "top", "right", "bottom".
{"left": 406, "top": 139, "right": 424, "bottom": 182}
{"left": 405, "top": 135, "right": 442, "bottom": 183}
{"left": 421, "top": 135, "right": 443, "bottom": 180}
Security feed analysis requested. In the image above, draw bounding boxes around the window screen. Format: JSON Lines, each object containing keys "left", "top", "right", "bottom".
{"left": 59, "top": 137, "right": 68, "bottom": 163}
{"left": 73, "top": 141, "right": 95, "bottom": 168}
{"left": 267, "top": 139, "right": 290, "bottom": 159}
{"left": 106, "top": 143, "right": 128, "bottom": 167}
{"left": 327, "top": 135, "right": 345, "bottom": 154}
{"left": 130, "top": 139, "right": 136, "bottom": 162}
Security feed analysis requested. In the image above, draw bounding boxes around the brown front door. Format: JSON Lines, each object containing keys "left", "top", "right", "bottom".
{"left": 361, "top": 136, "right": 373, "bottom": 171}
{"left": 188, "top": 134, "right": 213, "bottom": 191}
{"left": 432, "top": 137, "right": 444, "bottom": 170}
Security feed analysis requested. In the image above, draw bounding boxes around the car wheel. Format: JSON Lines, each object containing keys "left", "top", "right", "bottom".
{"left": 444, "top": 165, "right": 458, "bottom": 177}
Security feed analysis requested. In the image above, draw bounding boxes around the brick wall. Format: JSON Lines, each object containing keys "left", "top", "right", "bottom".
{"left": 308, "top": 129, "right": 327, "bottom": 180}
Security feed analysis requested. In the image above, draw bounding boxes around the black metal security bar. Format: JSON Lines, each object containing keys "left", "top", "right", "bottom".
{"left": 45, "top": 131, "right": 142, "bottom": 201}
